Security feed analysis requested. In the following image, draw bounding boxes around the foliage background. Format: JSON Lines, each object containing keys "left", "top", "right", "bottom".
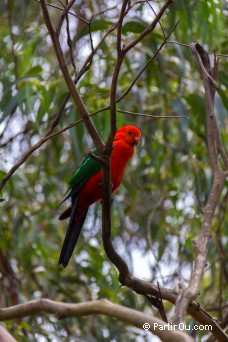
{"left": 0, "top": 0, "right": 228, "bottom": 340}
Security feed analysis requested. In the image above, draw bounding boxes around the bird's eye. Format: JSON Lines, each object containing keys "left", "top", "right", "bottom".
{"left": 127, "top": 130, "right": 132, "bottom": 135}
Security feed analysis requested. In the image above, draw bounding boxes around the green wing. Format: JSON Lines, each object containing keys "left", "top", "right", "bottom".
{"left": 68, "top": 149, "right": 101, "bottom": 190}
{"left": 60, "top": 150, "right": 101, "bottom": 205}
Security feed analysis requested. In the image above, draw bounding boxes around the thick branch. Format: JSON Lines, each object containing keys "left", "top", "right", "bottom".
{"left": 101, "top": 161, "right": 130, "bottom": 275}
{"left": 118, "top": 274, "right": 228, "bottom": 341}
{"left": 101, "top": 0, "right": 176, "bottom": 269}
{"left": 0, "top": 298, "right": 193, "bottom": 342}
{"left": 0, "top": 291, "right": 226, "bottom": 341}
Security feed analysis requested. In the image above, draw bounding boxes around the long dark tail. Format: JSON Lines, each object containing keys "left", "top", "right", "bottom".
{"left": 58, "top": 198, "right": 88, "bottom": 268}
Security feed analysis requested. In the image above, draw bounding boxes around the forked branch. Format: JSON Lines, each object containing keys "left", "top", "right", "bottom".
{"left": 173, "top": 43, "right": 228, "bottom": 328}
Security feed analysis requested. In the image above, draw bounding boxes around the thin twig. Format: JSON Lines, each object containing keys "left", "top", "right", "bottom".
{"left": 123, "top": 0, "right": 173, "bottom": 54}
{"left": 76, "top": 21, "right": 118, "bottom": 80}
{"left": 45, "top": 95, "right": 71, "bottom": 136}
{"left": 88, "top": 16, "right": 95, "bottom": 55}
{"left": 0, "top": 109, "right": 101, "bottom": 193}
{"left": 35, "top": 0, "right": 89, "bottom": 24}
{"left": 0, "top": 125, "right": 33, "bottom": 148}
{"left": 56, "top": 0, "right": 76, "bottom": 36}
{"left": 93, "top": 5, "right": 118, "bottom": 17}
{"left": 46, "top": 22, "right": 119, "bottom": 134}
{"left": 116, "top": 109, "right": 188, "bottom": 119}
{"left": 117, "top": 21, "right": 179, "bottom": 103}
{"left": 40, "top": 0, "right": 104, "bottom": 152}
{"left": 51, "top": 19, "right": 179, "bottom": 130}
{"left": 146, "top": 0, "right": 166, "bottom": 38}
{"left": 1, "top": 2, "right": 115, "bottom": 192}
{"left": 65, "top": 0, "right": 77, "bottom": 75}
{"left": 0, "top": 17, "right": 177, "bottom": 191}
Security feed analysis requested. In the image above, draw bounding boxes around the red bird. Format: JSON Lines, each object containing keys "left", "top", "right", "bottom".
{"left": 59, "top": 126, "right": 141, "bottom": 267}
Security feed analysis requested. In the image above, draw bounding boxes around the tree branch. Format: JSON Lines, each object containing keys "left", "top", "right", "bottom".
{"left": 173, "top": 42, "right": 228, "bottom": 328}
{"left": 0, "top": 19, "right": 119, "bottom": 192}
{"left": 0, "top": 3, "right": 176, "bottom": 192}
{"left": 79, "top": 20, "right": 179, "bottom": 120}
{"left": 65, "top": 1, "right": 77, "bottom": 76}
{"left": 0, "top": 106, "right": 102, "bottom": 192}
{"left": 55, "top": 0, "right": 76, "bottom": 37}
{"left": 123, "top": 0, "right": 173, "bottom": 54}
{"left": 35, "top": 0, "right": 89, "bottom": 24}
{"left": 106, "top": 0, "right": 129, "bottom": 147}
{"left": 0, "top": 292, "right": 226, "bottom": 341}
{"left": 0, "top": 298, "right": 193, "bottom": 342}
{"left": 116, "top": 109, "right": 188, "bottom": 120}
{"left": 100, "top": 0, "right": 176, "bottom": 304}
{"left": 39, "top": 0, "right": 104, "bottom": 153}
{"left": 0, "top": 325, "right": 17, "bottom": 342}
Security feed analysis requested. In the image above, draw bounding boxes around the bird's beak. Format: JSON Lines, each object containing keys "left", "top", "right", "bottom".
{"left": 134, "top": 136, "right": 140, "bottom": 145}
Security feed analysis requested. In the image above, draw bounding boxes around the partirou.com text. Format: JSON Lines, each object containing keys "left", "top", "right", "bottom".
{"left": 142, "top": 322, "right": 212, "bottom": 331}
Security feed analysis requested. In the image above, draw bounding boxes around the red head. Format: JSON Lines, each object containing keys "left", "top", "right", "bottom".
{"left": 114, "top": 126, "right": 141, "bottom": 146}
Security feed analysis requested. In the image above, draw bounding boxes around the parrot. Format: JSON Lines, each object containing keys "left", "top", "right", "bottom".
{"left": 58, "top": 125, "right": 141, "bottom": 267}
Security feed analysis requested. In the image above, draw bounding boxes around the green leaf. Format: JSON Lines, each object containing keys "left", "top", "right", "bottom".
{"left": 76, "top": 19, "right": 113, "bottom": 40}
{"left": 23, "top": 65, "right": 43, "bottom": 77}
{"left": 122, "top": 19, "right": 147, "bottom": 34}
{"left": 1, "top": 92, "right": 21, "bottom": 121}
